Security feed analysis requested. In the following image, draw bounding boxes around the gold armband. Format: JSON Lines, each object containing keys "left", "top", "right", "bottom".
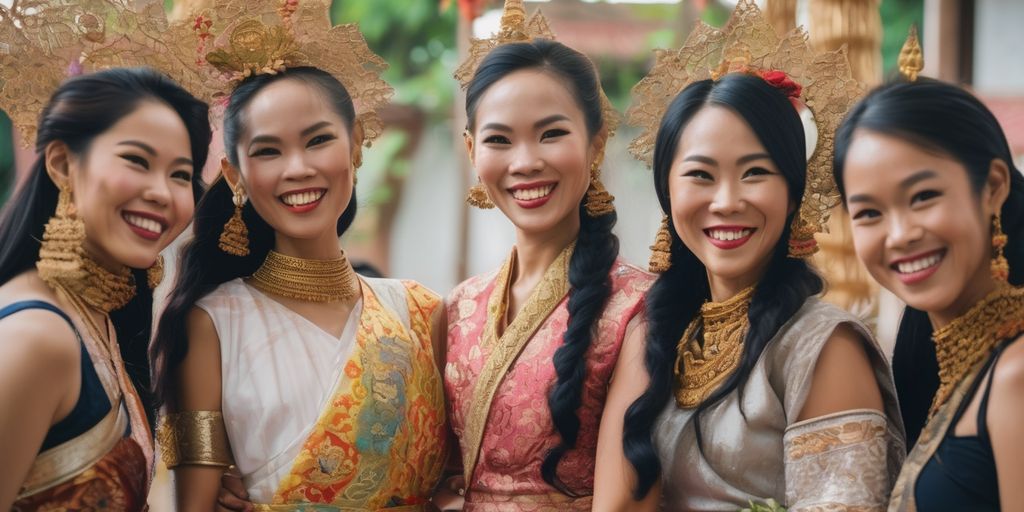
{"left": 157, "top": 410, "right": 233, "bottom": 469}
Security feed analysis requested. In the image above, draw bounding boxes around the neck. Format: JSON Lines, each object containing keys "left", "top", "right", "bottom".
{"left": 512, "top": 218, "right": 579, "bottom": 286}
{"left": 928, "top": 272, "right": 1000, "bottom": 330}
{"left": 707, "top": 267, "right": 765, "bottom": 303}
{"left": 274, "top": 230, "right": 344, "bottom": 261}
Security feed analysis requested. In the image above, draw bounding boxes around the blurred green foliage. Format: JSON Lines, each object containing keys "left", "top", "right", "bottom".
{"left": 0, "top": 112, "right": 12, "bottom": 206}
{"left": 881, "top": 0, "right": 924, "bottom": 76}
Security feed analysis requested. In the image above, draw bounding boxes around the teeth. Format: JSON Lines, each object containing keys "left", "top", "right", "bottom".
{"left": 124, "top": 214, "right": 163, "bottom": 234}
{"left": 708, "top": 228, "right": 752, "bottom": 241}
{"left": 511, "top": 184, "right": 555, "bottom": 201}
{"left": 896, "top": 253, "right": 942, "bottom": 274}
{"left": 282, "top": 190, "right": 325, "bottom": 206}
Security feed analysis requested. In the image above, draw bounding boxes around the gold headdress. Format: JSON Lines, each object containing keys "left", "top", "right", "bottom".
{"left": 166, "top": 0, "right": 393, "bottom": 146}
{"left": 628, "top": 0, "right": 863, "bottom": 258}
{"left": 456, "top": 0, "right": 619, "bottom": 217}
{"left": 898, "top": 25, "right": 923, "bottom": 82}
{"left": 0, "top": 0, "right": 192, "bottom": 147}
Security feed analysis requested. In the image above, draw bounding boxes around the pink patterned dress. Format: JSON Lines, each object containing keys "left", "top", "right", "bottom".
{"left": 445, "top": 245, "right": 652, "bottom": 511}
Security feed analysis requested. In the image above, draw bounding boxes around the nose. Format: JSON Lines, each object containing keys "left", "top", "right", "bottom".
{"left": 885, "top": 211, "right": 924, "bottom": 250}
{"left": 708, "top": 180, "right": 744, "bottom": 216}
{"left": 143, "top": 174, "right": 171, "bottom": 207}
{"left": 282, "top": 151, "right": 316, "bottom": 180}
{"left": 508, "top": 143, "right": 543, "bottom": 176}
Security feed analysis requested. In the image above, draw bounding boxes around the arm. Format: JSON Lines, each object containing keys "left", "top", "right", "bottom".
{"left": 0, "top": 312, "right": 78, "bottom": 508}
{"left": 429, "top": 302, "right": 465, "bottom": 511}
{"left": 784, "top": 323, "right": 890, "bottom": 512}
{"left": 989, "top": 338, "right": 1024, "bottom": 510}
{"left": 170, "top": 307, "right": 230, "bottom": 511}
{"left": 592, "top": 317, "right": 660, "bottom": 512}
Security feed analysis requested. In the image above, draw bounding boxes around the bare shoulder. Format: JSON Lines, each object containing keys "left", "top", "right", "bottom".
{"left": 797, "top": 322, "right": 883, "bottom": 421}
{"left": 991, "top": 336, "right": 1024, "bottom": 396}
{"left": 0, "top": 305, "right": 79, "bottom": 382}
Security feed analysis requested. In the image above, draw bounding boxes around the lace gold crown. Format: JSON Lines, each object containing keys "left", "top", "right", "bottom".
{"left": 627, "top": 0, "right": 864, "bottom": 256}
{"left": 167, "top": 0, "right": 394, "bottom": 146}
{"left": 0, "top": 0, "right": 195, "bottom": 147}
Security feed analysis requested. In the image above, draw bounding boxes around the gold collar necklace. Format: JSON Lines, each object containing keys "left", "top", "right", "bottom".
{"left": 250, "top": 250, "right": 359, "bottom": 303}
{"left": 40, "top": 253, "right": 136, "bottom": 314}
{"left": 930, "top": 283, "right": 1024, "bottom": 417}
{"left": 674, "top": 286, "right": 755, "bottom": 408}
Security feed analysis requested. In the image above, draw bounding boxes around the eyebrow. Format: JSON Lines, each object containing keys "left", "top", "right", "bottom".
{"left": 848, "top": 169, "right": 939, "bottom": 204}
{"left": 248, "top": 121, "right": 336, "bottom": 149}
{"left": 118, "top": 140, "right": 192, "bottom": 167}
{"left": 480, "top": 114, "right": 571, "bottom": 133}
{"left": 681, "top": 152, "right": 772, "bottom": 166}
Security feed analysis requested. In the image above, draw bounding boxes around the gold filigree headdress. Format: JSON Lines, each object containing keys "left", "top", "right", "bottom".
{"left": 167, "top": 0, "right": 393, "bottom": 147}
{"left": 0, "top": 0, "right": 195, "bottom": 147}
{"left": 455, "top": 0, "right": 619, "bottom": 216}
{"left": 628, "top": 0, "right": 864, "bottom": 258}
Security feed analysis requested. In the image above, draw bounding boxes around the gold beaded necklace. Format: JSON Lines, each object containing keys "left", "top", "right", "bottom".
{"left": 929, "top": 283, "right": 1024, "bottom": 417}
{"left": 250, "top": 250, "right": 359, "bottom": 303}
{"left": 674, "top": 286, "right": 755, "bottom": 409}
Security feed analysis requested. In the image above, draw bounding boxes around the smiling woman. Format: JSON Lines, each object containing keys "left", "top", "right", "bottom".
{"left": 0, "top": 67, "right": 211, "bottom": 510}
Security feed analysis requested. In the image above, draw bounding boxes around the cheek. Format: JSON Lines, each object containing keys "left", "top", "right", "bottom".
{"left": 474, "top": 151, "right": 506, "bottom": 186}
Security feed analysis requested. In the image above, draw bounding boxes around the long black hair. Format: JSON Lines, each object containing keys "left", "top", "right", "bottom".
{"left": 465, "top": 39, "right": 619, "bottom": 495}
{"left": 833, "top": 78, "right": 1024, "bottom": 446}
{"left": 622, "top": 74, "right": 825, "bottom": 498}
{"left": 0, "top": 67, "right": 211, "bottom": 427}
{"left": 151, "top": 66, "right": 359, "bottom": 409}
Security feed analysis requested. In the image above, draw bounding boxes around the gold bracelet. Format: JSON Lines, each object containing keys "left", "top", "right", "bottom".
{"left": 157, "top": 410, "right": 233, "bottom": 468}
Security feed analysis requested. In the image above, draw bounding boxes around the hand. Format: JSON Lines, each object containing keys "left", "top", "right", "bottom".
{"left": 432, "top": 475, "right": 466, "bottom": 511}
{"left": 217, "top": 468, "right": 254, "bottom": 512}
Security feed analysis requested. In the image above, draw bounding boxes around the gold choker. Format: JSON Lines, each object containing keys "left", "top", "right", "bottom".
{"left": 250, "top": 250, "right": 359, "bottom": 303}
{"left": 39, "top": 253, "right": 136, "bottom": 314}
{"left": 930, "top": 284, "right": 1024, "bottom": 417}
{"left": 674, "top": 286, "right": 755, "bottom": 408}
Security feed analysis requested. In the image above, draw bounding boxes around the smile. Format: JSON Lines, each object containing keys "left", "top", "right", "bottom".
{"left": 279, "top": 188, "right": 326, "bottom": 213}
{"left": 704, "top": 226, "right": 755, "bottom": 249}
{"left": 508, "top": 182, "right": 557, "bottom": 209}
{"left": 122, "top": 211, "right": 166, "bottom": 241}
{"left": 890, "top": 249, "right": 945, "bottom": 284}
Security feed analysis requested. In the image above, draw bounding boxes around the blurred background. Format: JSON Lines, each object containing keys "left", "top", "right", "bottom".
{"left": 2, "top": 0, "right": 1023, "bottom": 507}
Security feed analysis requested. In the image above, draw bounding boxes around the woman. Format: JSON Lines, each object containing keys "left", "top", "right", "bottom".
{"left": 150, "top": 3, "right": 447, "bottom": 509}
{"left": 620, "top": 3, "right": 904, "bottom": 509}
{"left": 442, "top": 2, "right": 655, "bottom": 510}
{"left": 0, "top": 67, "right": 210, "bottom": 508}
{"left": 834, "top": 77, "right": 1024, "bottom": 510}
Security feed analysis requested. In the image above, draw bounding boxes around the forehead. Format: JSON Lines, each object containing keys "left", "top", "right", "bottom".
{"left": 842, "top": 130, "right": 967, "bottom": 191}
{"left": 475, "top": 69, "right": 582, "bottom": 125}
{"left": 93, "top": 100, "right": 190, "bottom": 151}
{"left": 242, "top": 79, "right": 346, "bottom": 135}
{"left": 677, "top": 105, "right": 765, "bottom": 158}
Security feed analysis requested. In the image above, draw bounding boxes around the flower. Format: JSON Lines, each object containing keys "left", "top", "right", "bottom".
{"left": 758, "top": 69, "right": 802, "bottom": 100}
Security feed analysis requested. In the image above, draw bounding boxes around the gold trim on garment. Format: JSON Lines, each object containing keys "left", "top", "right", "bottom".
{"left": 461, "top": 242, "right": 575, "bottom": 488}
{"left": 253, "top": 504, "right": 426, "bottom": 512}
{"left": 17, "top": 403, "right": 127, "bottom": 499}
{"left": 157, "top": 410, "right": 233, "bottom": 468}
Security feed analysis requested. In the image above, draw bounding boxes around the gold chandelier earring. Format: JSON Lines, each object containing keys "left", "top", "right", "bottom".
{"left": 991, "top": 213, "right": 1009, "bottom": 281}
{"left": 219, "top": 186, "right": 250, "bottom": 256}
{"left": 37, "top": 181, "right": 86, "bottom": 282}
{"left": 649, "top": 214, "right": 673, "bottom": 273}
{"left": 147, "top": 255, "right": 165, "bottom": 289}
{"left": 584, "top": 160, "right": 615, "bottom": 217}
{"left": 466, "top": 180, "right": 495, "bottom": 209}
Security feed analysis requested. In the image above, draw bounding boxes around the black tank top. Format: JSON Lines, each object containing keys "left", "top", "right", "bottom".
{"left": 913, "top": 339, "right": 1014, "bottom": 510}
{"left": 0, "top": 300, "right": 112, "bottom": 452}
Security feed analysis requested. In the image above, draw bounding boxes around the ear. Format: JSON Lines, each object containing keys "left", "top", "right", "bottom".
{"left": 984, "top": 158, "right": 1011, "bottom": 216}
{"left": 350, "top": 118, "right": 365, "bottom": 170}
{"left": 463, "top": 129, "right": 475, "bottom": 168}
{"left": 44, "top": 140, "right": 74, "bottom": 190}
{"left": 220, "top": 158, "right": 244, "bottom": 193}
{"left": 589, "top": 125, "right": 610, "bottom": 169}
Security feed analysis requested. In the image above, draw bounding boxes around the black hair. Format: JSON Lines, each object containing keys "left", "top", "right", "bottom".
{"left": 151, "top": 66, "right": 358, "bottom": 408}
{"left": 0, "top": 67, "right": 212, "bottom": 427}
{"left": 833, "top": 77, "right": 1024, "bottom": 446}
{"left": 465, "top": 39, "right": 617, "bottom": 495}
{"left": 622, "top": 74, "right": 824, "bottom": 498}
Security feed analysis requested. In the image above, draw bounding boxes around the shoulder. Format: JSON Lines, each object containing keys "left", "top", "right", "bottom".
{"left": 397, "top": 279, "right": 442, "bottom": 306}
{"left": 0, "top": 304, "right": 79, "bottom": 394}
{"left": 447, "top": 268, "right": 500, "bottom": 303}
{"left": 194, "top": 278, "right": 249, "bottom": 310}
{"left": 609, "top": 259, "right": 656, "bottom": 293}
{"left": 769, "top": 298, "right": 872, "bottom": 356}
{"left": 991, "top": 336, "right": 1024, "bottom": 399}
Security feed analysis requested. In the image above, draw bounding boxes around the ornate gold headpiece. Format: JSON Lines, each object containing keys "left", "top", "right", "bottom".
{"left": 0, "top": 0, "right": 193, "bottom": 147}
{"left": 454, "top": 0, "right": 619, "bottom": 138}
{"left": 167, "top": 0, "right": 393, "bottom": 146}
{"left": 627, "top": 0, "right": 864, "bottom": 257}
{"left": 898, "top": 25, "right": 923, "bottom": 82}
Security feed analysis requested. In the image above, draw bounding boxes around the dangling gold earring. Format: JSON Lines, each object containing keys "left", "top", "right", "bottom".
{"left": 466, "top": 180, "right": 495, "bottom": 209}
{"left": 147, "top": 255, "right": 164, "bottom": 289}
{"left": 649, "top": 215, "right": 673, "bottom": 273}
{"left": 991, "top": 213, "right": 1009, "bottom": 281}
{"left": 584, "top": 161, "right": 615, "bottom": 217}
{"left": 219, "top": 187, "right": 250, "bottom": 256}
{"left": 37, "top": 182, "right": 86, "bottom": 282}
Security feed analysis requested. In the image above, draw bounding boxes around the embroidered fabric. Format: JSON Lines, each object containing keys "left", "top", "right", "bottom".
{"left": 784, "top": 409, "right": 893, "bottom": 511}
